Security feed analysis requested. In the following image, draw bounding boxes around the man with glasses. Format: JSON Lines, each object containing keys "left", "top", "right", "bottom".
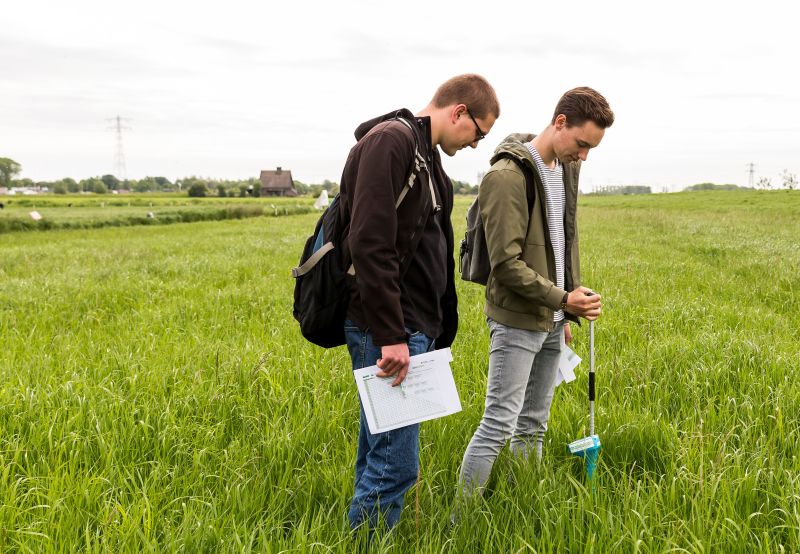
{"left": 339, "top": 74, "right": 499, "bottom": 533}
{"left": 466, "top": 106, "right": 488, "bottom": 142}
{"left": 456, "top": 87, "right": 614, "bottom": 503}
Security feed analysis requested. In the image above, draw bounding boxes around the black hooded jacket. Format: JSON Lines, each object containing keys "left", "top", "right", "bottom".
{"left": 339, "top": 108, "right": 458, "bottom": 348}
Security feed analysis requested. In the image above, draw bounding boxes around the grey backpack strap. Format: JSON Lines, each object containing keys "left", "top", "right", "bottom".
{"left": 393, "top": 116, "right": 440, "bottom": 277}
{"left": 293, "top": 242, "right": 335, "bottom": 278}
{"left": 395, "top": 117, "right": 435, "bottom": 210}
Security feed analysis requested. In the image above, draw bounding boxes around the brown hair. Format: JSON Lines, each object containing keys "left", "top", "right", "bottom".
{"left": 552, "top": 87, "right": 614, "bottom": 129}
{"left": 431, "top": 74, "right": 500, "bottom": 119}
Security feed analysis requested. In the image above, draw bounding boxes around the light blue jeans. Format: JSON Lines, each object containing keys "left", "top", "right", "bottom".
{"left": 344, "top": 320, "right": 435, "bottom": 530}
{"left": 458, "top": 318, "right": 564, "bottom": 496}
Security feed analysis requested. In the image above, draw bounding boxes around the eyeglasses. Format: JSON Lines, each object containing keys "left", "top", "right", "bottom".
{"left": 465, "top": 106, "right": 487, "bottom": 142}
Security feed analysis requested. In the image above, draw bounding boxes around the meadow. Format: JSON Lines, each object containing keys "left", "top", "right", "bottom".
{"left": 0, "top": 195, "right": 313, "bottom": 233}
{"left": 0, "top": 190, "right": 798, "bottom": 552}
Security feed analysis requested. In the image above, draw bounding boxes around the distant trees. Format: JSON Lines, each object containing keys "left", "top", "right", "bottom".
{"left": 31, "top": 169, "right": 800, "bottom": 198}
{"left": 293, "top": 179, "right": 339, "bottom": 197}
{"left": 297, "top": 178, "right": 478, "bottom": 196}
{"left": 92, "top": 180, "right": 108, "bottom": 194}
{"left": 182, "top": 177, "right": 209, "bottom": 197}
{"left": 15, "top": 178, "right": 34, "bottom": 188}
{"left": 3, "top": 169, "right": 796, "bottom": 197}
{"left": 781, "top": 170, "right": 797, "bottom": 190}
{"left": 316, "top": 179, "right": 339, "bottom": 197}
{"left": 0, "top": 165, "right": 376, "bottom": 198}
{"left": 452, "top": 180, "right": 479, "bottom": 195}
{"left": 43, "top": 177, "right": 80, "bottom": 194}
{"left": 175, "top": 176, "right": 263, "bottom": 197}
{"left": 756, "top": 177, "right": 772, "bottom": 189}
{"left": 77, "top": 177, "right": 101, "bottom": 193}
{"left": 101, "top": 174, "right": 121, "bottom": 191}
{"left": 73, "top": 177, "right": 107, "bottom": 193}
{"left": 63, "top": 178, "right": 80, "bottom": 193}
{"left": 152, "top": 176, "right": 172, "bottom": 189}
{"left": 293, "top": 180, "right": 311, "bottom": 195}
{"left": 0, "top": 157, "right": 21, "bottom": 187}
{"left": 685, "top": 176, "right": 799, "bottom": 192}
{"left": 294, "top": 178, "right": 481, "bottom": 197}
{"left": 590, "top": 185, "right": 652, "bottom": 195}
{"left": 684, "top": 183, "right": 748, "bottom": 192}
{"left": 131, "top": 177, "right": 160, "bottom": 193}
{"left": 187, "top": 183, "right": 207, "bottom": 197}
{"left": 127, "top": 176, "right": 174, "bottom": 192}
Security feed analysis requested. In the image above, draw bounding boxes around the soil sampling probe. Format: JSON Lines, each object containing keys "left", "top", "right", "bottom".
{"left": 567, "top": 319, "right": 600, "bottom": 488}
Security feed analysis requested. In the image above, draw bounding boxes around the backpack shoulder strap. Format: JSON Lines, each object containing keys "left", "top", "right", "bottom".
{"left": 493, "top": 152, "right": 535, "bottom": 215}
{"left": 346, "top": 116, "right": 436, "bottom": 278}
{"left": 392, "top": 115, "right": 441, "bottom": 278}
{"left": 394, "top": 116, "right": 439, "bottom": 212}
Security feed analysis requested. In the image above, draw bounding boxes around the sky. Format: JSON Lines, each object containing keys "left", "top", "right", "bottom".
{"left": 2, "top": 0, "right": 798, "bottom": 192}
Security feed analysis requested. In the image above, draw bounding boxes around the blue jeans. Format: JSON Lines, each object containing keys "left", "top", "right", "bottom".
{"left": 344, "top": 320, "right": 435, "bottom": 530}
{"left": 458, "top": 318, "right": 564, "bottom": 496}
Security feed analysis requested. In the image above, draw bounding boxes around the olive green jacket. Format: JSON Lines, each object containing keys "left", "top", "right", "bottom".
{"left": 479, "top": 133, "right": 581, "bottom": 332}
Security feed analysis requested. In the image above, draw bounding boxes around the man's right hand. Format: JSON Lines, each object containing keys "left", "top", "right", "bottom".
{"left": 565, "top": 286, "right": 602, "bottom": 320}
{"left": 376, "top": 342, "right": 411, "bottom": 386}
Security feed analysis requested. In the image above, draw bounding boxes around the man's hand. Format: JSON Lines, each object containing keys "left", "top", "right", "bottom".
{"left": 565, "top": 286, "right": 602, "bottom": 321}
{"left": 564, "top": 322, "right": 573, "bottom": 344}
{"left": 376, "top": 342, "right": 410, "bottom": 386}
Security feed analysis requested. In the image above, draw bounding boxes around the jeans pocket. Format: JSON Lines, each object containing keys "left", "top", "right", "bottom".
{"left": 405, "top": 327, "right": 434, "bottom": 355}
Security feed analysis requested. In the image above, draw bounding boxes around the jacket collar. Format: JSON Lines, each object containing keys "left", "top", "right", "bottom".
{"left": 490, "top": 132, "right": 581, "bottom": 177}
{"left": 354, "top": 108, "right": 431, "bottom": 150}
{"left": 354, "top": 108, "right": 417, "bottom": 140}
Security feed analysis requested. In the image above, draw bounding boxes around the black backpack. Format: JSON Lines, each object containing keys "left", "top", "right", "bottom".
{"left": 459, "top": 154, "right": 535, "bottom": 285}
{"left": 291, "top": 117, "right": 435, "bottom": 348}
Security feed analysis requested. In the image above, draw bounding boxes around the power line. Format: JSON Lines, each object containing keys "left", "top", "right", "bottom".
{"left": 106, "top": 115, "right": 132, "bottom": 180}
{"left": 746, "top": 162, "right": 755, "bottom": 188}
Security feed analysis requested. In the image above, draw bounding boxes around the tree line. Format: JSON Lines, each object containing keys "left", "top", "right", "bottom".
{"left": 290, "top": 179, "right": 478, "bottom": 197}
{"left": 24, "top": 156, "right": 796, "bottom": 198}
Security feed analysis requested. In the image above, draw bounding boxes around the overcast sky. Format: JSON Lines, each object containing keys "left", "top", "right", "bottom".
{"left": 2, "top": 0, "right": 798, "bottom": 191}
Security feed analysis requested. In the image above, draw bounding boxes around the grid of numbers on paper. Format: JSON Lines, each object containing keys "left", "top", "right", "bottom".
{"left": 365, "top": 378, "right": 446, "bottom": 429}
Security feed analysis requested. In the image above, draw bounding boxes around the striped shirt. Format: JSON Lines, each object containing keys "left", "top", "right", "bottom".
{"left": 525, "top": 142, "right": 565, "bottom": 322}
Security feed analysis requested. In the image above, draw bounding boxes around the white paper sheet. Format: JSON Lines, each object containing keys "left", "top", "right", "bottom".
{"left": 353, "top": 347, "right": 461, "bottom": 434}
{"left": 555, "top": 340, "right": 581, "bottom": 388}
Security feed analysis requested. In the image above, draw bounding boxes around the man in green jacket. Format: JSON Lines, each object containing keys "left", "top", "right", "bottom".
{"left": 457, "top": 87, "right": 614, "bottom": 498}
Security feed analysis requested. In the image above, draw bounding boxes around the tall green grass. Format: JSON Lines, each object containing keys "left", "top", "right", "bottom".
{"left": 0, "top": 190, "right": 798, "bottom": 552}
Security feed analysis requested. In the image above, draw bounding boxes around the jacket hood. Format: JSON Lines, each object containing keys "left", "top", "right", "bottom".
{"left": 490, "top": 133, "right": 537, "bottom": 168}
{"left": 490, "top": 133, "right": 582, "bottom": 174}
{"left": 354, "top": 108, "right": 416, "bottom": 141}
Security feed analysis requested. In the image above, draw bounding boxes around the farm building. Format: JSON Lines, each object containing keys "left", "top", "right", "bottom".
{"left": 259, "top": 167, "right": 298, "bottom": 197}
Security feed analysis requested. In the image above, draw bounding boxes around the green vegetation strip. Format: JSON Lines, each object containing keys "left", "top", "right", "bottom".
{"left": 0, "top": 190, "right": 798, "bottom": 552}
{"left": 0, "top": 196, "right": 315, "bottom": 234}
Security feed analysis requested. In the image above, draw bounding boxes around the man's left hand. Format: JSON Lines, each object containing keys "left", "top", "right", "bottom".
{"left": 564, "top": 322, "right": 573, "bottom": 345}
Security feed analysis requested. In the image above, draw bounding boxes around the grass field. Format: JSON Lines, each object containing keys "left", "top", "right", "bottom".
{"left": 1, "top": 190, "right": 798, "bottom": 552}
{"left": 0, "top": 195, "right": 314, "bottom": 233}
